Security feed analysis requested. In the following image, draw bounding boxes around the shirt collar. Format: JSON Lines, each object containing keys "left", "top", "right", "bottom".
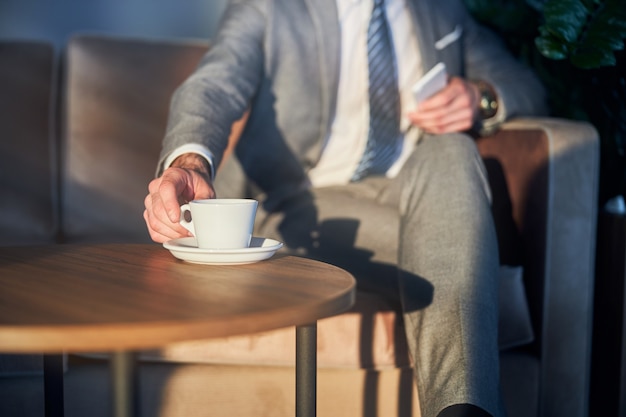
{"left": 336, "top": 0, "right": 405, "bottom": 21}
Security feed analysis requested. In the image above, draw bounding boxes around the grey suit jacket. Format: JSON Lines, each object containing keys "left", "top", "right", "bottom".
{"left": 160, "top": 0, "right": 547, "bottom": 211}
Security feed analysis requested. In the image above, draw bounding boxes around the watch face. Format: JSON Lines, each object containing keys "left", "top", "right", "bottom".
{"left": 480, "top": 95, "right": 498, "bottom": 119}
{"left": 478, "top": 84, "right": 498, "bottom": 119}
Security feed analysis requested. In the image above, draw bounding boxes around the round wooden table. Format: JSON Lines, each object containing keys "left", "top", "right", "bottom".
{"left": 0, "top": 243, "right": 356, "bottom": 417}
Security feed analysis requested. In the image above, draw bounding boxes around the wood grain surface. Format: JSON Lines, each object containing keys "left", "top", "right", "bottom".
{"left": 0, "top": 244, "right": 355, "bottom": 353}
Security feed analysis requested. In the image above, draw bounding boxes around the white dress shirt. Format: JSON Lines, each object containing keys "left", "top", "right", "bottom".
{"left": 308, "top": 0, "right": 423, "bottom": 187}
{"left": 165, "top": 0, "right": 425, "bottom": 187}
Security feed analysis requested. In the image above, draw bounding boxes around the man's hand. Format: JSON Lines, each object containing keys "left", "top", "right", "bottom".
{"left": 143, "top": 153, "right": 215, "bottom": 243}
{"left": 407, "top": 76, "right": 481, "bottom": 134}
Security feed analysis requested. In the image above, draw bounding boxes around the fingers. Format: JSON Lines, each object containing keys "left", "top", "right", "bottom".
{"left": 407, "top": 77, "right": 479, "bottom": 134}
{"left": 143, "top": 167, "right": 215, "bottom": 243}
{"left": 409, "top": 106, "right": 475, "bottom": 133}
{"left": 143, "top": 209, "right": 184, "bottom": 243}
{"left": 144, "top": 183, "right": 191, "bottom": 243}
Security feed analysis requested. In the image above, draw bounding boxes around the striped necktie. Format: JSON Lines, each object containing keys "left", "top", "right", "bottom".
{"left": 352, "top": 0, "right": 402, "bottom": 181}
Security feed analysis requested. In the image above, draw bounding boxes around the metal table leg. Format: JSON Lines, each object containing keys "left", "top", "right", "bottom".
{"left": 110, "top": 351, "right": 139, "bottom": 417}
{"left": 296, "top": 323, "right": 317, "bottom": 417}
{"left": 44, "top": 354, "right": 65, "bottom": 417}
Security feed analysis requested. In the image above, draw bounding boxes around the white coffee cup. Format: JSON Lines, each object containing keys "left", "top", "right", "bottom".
{"left": 179, "top": 198, "right": 258, "bottom": 249}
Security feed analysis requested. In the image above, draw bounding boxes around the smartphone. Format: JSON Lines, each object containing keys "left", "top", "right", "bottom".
{"left": 412, "top": 62, "right": 448, "bottom": 104}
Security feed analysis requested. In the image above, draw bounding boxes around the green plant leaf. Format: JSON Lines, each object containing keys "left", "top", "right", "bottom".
{"left": 535, "top": 33, "right": 570, "bottom": 59}
{"left": 542, "top": 0, "right": 589, "bottom": 43}
{"left": 572, "top": 46, "right": 617, "bottom": 68}
{"left": 534, "top": 0, "right": 626, "bottom": 68}
{"left": 569, "top": 0, "right": 626, "bottom": 68}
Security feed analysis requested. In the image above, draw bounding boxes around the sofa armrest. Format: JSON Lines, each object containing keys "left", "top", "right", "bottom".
{"left": 477, "top": 117, "right": 599, "bottom": 417}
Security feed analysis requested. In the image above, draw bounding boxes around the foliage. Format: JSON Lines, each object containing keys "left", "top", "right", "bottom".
{"left": 465, "top": 0, "right": 626, "bottom": 205}
{"left": 535, "top": 0, "right": 626, "bottom": 69}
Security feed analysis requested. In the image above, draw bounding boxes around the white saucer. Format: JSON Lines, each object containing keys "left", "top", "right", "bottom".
{"left": 163, "top": 237, "right": 283, "bottom": 265}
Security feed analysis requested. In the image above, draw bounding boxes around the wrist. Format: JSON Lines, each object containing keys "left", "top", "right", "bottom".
{"left": 171, "top": 153, "right": 212, "bottom": 177}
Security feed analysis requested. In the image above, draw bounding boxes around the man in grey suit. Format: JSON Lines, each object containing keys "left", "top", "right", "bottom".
{"left": 144, "top": 0, "right": 547, "bottom": 415}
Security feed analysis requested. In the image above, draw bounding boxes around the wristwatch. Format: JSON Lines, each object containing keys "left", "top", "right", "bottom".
{"left": 475, "top": 80, "right": 499, "bottom": 120}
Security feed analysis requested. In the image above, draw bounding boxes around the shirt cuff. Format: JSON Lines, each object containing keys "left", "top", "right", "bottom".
{"left": 162, "top": 144, "right": 216, "bottom": 180}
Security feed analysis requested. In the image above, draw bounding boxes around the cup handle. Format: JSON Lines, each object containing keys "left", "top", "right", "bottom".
{"left": 179, "top": 204, "right": 195, "bottom": 235}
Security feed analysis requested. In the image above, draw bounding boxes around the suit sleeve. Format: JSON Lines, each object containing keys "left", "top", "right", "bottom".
{"left": 157, "top": 0, "right": 267, "bottom": 175}
{"left": 453, "top": 0, "right": 548, "bottom": 135}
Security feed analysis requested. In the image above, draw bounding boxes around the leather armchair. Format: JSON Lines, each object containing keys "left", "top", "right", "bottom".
{"left": 0, "top": 34, "right": 599, "bottom": 417}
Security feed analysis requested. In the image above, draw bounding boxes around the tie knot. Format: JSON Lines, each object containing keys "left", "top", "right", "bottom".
{"left": 373, "top": 0, "right": 385, "bottom": 8}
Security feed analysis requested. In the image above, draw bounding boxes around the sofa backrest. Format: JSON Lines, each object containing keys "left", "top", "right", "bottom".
{"left": 0, "top": 40, "right": 57, "bottom": 246}
{"left": 59, "top": 34, "right": 209, "bottom": 243}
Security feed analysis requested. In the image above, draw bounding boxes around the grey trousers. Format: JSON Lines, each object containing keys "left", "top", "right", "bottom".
{"left": 248, "top": 133, "right": 504, "bottom": 417}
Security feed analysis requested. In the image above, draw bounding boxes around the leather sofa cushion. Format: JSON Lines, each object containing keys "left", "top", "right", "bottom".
{"left": 0, "top": 41, "right": 57, "bottom": 246}
{"left": 60, "top": 35, "right": 209, "bottom": 243}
